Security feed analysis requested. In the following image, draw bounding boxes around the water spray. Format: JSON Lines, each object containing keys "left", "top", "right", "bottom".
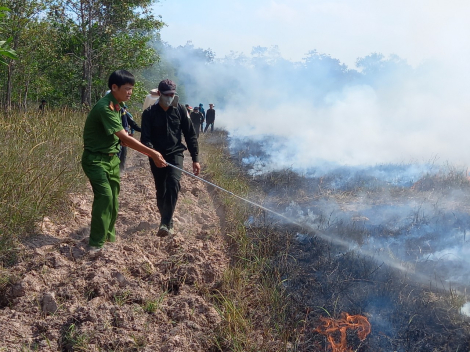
{"left": 168, "top": 162, "right": 470, "bottom": 295}
{"left": 167, "top": 162, "right": 412, "bottom": 270}
{"left": 166, "top": 162, "right": 303, "bottom": 227}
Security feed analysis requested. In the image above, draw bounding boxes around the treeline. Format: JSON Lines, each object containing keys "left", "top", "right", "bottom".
{"left": 153, "top": 41, "right": 417, "bottom": 111}
{"left": 0, "top": 0, "right": 164, "bottom": 109}
{"left": 0, "top": 0, "right": 420, "bottom": 113}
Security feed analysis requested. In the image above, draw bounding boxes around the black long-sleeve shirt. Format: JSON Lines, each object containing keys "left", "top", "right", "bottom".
{"left": 141, "top": 103, "right": 199, "bottom": 162}
{"left": 206, "top": 108, "right": 215, "bottom": 124}
{"left": 127, "top": 115, "right": 141, "bottom": 132}
{"left": 190, "top": 111, "right": 204, "bottom": 125}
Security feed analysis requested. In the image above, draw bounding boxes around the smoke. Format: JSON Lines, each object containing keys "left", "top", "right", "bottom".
{"left": 156, "top": 41, "right": 470, "bottom": 173}
{"left": 153, "top": 41, "right": 470, "bottom": 302}
{"left": 151, "top": 4, "right": 470, "bottom": 340}
{"left": 264, "top": 192, "right": 470, "bottom": 301}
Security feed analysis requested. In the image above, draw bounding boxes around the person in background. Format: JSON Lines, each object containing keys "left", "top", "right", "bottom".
{"left": 141, "top": 79, "right": 200, "bottom": 237}
{"left": 38, "top": 99, "right": 47, "bottom": 112}
{"left": 117, "top": 104, "right": 142, "bottom": 172}
{"left": 143, "top": 88, "right": 159, "bottom": 110}
{"left": 198, "top": 103, "right": 205, "bottom": 133}
{"left": 190, "top": 106, "right": 204, "bottom": 138}
{"left": 171, "top": 95, "right": 192, "bottom": 119}
{"left": 185, "top": 104, "right": 193, "bottom": 117}
{"left": 82, "top": 70, "right": 166, "bottom": 253}
{"left": 204, "top": 103, "right": 215, "bottom": 132}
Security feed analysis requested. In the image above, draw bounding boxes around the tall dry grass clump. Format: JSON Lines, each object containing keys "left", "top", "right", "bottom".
{"left": 199, "top": 131, "right": 299, "bottom": 351}
{"left": 0, "top": 109, "right": 86, "bottom": 265}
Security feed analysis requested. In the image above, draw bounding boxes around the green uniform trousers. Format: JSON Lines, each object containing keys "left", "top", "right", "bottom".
{"left": 81, "top": 150, "right": 120, "bottom": 247}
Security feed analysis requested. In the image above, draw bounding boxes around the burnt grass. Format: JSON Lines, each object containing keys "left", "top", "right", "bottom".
{"left": 232, "top": 146, "right": 470, "bottom": 351}
{"left": 276, "top": 226, "right": 470, "bottom": 351}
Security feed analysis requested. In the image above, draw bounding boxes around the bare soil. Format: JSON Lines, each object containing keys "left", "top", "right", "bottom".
{"left": 0, "top": 149, "right": 227, "bottom": 351}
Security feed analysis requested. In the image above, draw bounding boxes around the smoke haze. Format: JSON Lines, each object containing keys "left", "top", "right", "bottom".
{"left": 152, "top": 2, "right": 470, "bottom": 336}
{"left": 157, "top": 42, "right": 470, "bottom": 173}
{"left": 150, "top": 39, "right": 470, "bottom": 295}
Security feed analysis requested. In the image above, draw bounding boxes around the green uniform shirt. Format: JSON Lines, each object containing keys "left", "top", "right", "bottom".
{"left": 83, "top": 93, "right": 123, "bottom": 154}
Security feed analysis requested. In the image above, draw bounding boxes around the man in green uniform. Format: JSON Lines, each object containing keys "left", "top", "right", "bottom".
{"left": 82, "top": 70, "right": 166, "bottom": 253}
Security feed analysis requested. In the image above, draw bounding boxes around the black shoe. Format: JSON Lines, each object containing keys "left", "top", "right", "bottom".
{"left": 157, "top": 224, "right": 170, "bottom": 237}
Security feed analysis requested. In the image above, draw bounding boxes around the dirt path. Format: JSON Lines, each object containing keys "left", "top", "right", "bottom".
{"left": 0, "top": 149, "right": 228, "bottom": 351}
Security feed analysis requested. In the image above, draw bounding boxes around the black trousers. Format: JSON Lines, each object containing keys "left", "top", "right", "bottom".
{"left": 193, "top": 123, "right": 200, "bottom": 138}
{"left": 149, "top": 153, "right": 183, "bottom": 226}
{"left": 204, "top": 122, "right": 214, "bottom": 132}
{"left": 118, "top": 146, "right": 128, "bottom": 172}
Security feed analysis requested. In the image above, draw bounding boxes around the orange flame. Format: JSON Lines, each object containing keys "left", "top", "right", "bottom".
{"left": 315, "top": 312, "right": 371, "bottom": 352}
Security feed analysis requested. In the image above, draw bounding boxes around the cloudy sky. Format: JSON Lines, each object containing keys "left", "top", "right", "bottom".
{"left": 154, "top": 0, "right": 470, "bottom": 68}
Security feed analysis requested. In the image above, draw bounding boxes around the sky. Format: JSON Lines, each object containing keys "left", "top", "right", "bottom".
{"left": 152, "top": 0, "right": 470, "bottom": 170}
{"left": 153, "top": 0, "right": 470, "bottom": 69}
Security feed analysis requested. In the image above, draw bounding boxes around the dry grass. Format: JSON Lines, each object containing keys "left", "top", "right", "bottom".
{"left": 200, "top": 131, "right": 300, "bottom": 351}
{"left": 3, "top": 114, "right": 470, "bottom": 351}
{"left": 0, "top": 109, "right": 86, "bottom": 266}
{"left": 202, "top": 131, "right": 470, "bottom": 351}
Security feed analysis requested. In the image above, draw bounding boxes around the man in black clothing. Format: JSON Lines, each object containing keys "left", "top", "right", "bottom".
{"left": 198, "top": 103, "right": 205, "bottom": 133}
{"left": 38, "top": 99, "right": 47, "bottom": 112}
{"left": 141, "top": 79, "right": 200, "bottom": 237}
{"left": 190, "top": 106, "right": 204, "bottom": 138}
{"left": 118, "top": 103, "right": 142, "bottom": 172}
{"left": 204, "top": 103, "right": 215, "bottom": 132}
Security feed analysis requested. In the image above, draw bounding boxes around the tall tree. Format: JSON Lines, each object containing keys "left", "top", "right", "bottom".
{"left": 48, "top": 0, "right": 163, "bottom": 106}
{"left": 13, "top": 20, "right": 59, "bottom": 108}
{"left": 0, "top": 0, "right": 45, "bottom": 109}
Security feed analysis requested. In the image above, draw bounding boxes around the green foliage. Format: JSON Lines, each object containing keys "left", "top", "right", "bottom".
{"left": 0, "top": 7, "right": 18, "bottom": 65}
{"left": 45, "top": 0, "right": 163, "bottom": 106}
{"left": 0, "top": 38, "right": 17, "bottom": 65}
{"left": 0, "top": 0, "right": 163, "bottom": 107}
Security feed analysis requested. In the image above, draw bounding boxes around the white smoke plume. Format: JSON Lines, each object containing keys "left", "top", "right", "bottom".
{"left": 150, "top": 41, "right": 470, "bottom": 305}
{"left": 155, "top": 41, "right": 470, "bottom": 173}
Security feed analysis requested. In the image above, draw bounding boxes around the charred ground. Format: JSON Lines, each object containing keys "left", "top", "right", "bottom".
{"left": 232, "top": 138, "right": 470, "bottom": 351}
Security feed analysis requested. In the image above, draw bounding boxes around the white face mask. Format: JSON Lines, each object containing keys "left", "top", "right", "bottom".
{"left": 160, "top": 95, "right": 174, "bottom": 108}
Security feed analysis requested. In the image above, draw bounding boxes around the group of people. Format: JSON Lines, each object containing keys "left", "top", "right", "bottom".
{"left": 143, "top": 90, "right": 216, "bottom": 139}
{"left": 186, "top": 103, "right": 216, "bottom": 137}
{"left": 82, "top": 70, "right": 202, "bottom": 252}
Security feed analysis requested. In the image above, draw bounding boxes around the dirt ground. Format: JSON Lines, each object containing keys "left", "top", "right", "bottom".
{"left": 0, "top": 149, "right": 228, "bottom": 351}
